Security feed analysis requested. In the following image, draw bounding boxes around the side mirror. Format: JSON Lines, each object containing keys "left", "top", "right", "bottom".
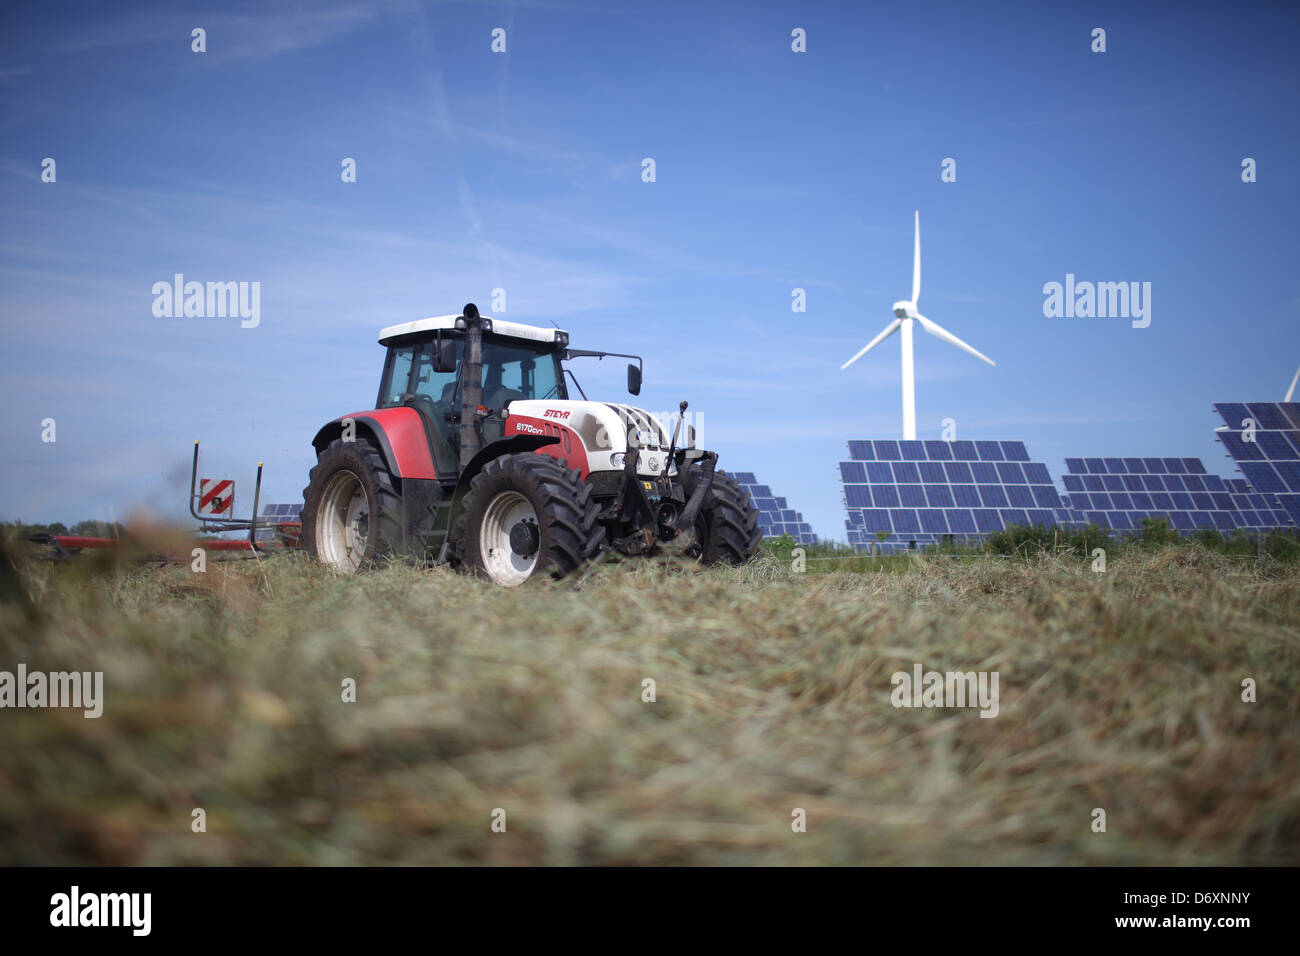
{"left": 433, "top": 339, "right": 458, "bottom": 374}
{"left": 627, "top": 363, "right": 642, "bottom": 396}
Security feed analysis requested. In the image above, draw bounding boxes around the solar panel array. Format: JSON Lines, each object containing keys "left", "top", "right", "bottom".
{"left": 1060, "top": 457, "right": 1241, "bottom": 532}
{"left": 1212, "top": 402, "right": 1300, "bottom": 528}
{"left": 839, "top": 440, "right": 1071, "bottom": 552}
{"left": 1223, "top": 479, "right": 1293, "bottom": 531}
{"left": 260, "top": 503, "right": 303, "bottom": 522}
{"left": 731, "top": 472, "right": 818, "bottom": 545}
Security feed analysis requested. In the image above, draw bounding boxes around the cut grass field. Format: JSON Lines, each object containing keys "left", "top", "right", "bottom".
{"left": 1, "top": 543, "right": 1298, "bottom": 865}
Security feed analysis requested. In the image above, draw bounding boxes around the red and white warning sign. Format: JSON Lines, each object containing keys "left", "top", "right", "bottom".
{"left": 198, "top": 479, "right": 235, "bottom": 517}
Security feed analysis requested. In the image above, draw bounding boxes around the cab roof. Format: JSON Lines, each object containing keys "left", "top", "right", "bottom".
{"left": 378, "top": 314, "right": 569, "bottom": 346}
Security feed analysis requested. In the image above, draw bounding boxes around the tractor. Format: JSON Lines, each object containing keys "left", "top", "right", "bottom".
{"left": 300, "top": 304, "right": 761, "bottom": 585}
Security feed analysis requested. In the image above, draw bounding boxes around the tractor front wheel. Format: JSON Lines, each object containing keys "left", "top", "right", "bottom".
{"left": 683, "top": 468, "right": 762, "bottom": 565}
{"left": 300, "top": 439, "right": 403, "bottom": 572}
{"left": 453, "top": 453, "right": 603, "bottom": 586}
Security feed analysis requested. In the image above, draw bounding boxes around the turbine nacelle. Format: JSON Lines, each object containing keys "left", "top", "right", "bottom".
{"left": 892, "top": 301, "right": 916, "bottom": 319}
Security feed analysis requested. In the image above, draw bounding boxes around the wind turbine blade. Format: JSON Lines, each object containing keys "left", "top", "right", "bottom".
{"left": 1286, "top": 364, "right": 1300, "bottom": 402}
{"left": 914, "top": 313, "right": 996, "bottom": 366}
{"left": 841, "top": 318, "right": 902, "bottom": 370}
{"left": 911, "top": 210, "right": 921, "bottom": 305}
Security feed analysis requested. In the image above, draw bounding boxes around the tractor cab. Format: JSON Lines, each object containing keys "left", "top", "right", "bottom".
{"left": 373, "top": 314, "right": 645, "bottom": 476}
{"left": 375, "top": 316, "right": 571, "bottom": 473}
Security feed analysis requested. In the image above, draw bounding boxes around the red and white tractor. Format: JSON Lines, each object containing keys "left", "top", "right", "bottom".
{"left": 299, "top": 304, "right": 760, "bottom": 585}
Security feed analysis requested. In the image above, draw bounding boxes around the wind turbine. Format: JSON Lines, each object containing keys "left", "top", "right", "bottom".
{"left": 840, "top": 211, "right": 996, "bottom": 440}
{"left": 1286, "top": 364, "right": 1300, "bottom": 402}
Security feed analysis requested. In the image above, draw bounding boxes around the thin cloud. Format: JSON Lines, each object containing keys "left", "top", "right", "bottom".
{"left": 47, "top": 1, "right": 388, "bottom": 60}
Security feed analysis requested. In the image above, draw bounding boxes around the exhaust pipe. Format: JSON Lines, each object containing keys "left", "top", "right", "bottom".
{"left": 458, "top": 303, "right": 484, "bottom": 469}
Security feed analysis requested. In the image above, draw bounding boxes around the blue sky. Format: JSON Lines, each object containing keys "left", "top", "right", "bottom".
{"left": 2, "top": 0, "right": 1298, "bottom": 540}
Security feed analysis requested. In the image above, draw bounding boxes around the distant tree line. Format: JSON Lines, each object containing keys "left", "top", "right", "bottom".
{"left": 1, "top": 520, "right": 126, "bottom": 539}
{"left": 977, "top": 518, "right": 1300, "bottom": 562}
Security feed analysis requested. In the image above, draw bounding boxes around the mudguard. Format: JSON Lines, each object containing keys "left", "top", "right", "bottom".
{"left": 311, "top": 408, "right": 437, "bottom": 480}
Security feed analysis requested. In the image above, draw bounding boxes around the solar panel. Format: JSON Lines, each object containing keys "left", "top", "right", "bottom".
{"left": 260, "top": 502, "right": 303, "bottom": 521}
{"left": 732, "top": 473, "right": 818, "bottom": 545}
{"left": 1212, "top": 402, "right": 1300, "bottom": 529}
{"left": 841, "top": 439, "right": 1071, "bottom": 552}
{"left": 1057, "top": 456, "right": 1244, "bottom": 534}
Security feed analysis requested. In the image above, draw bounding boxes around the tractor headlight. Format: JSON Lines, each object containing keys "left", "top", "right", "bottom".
{"left": 610, "top": 452, "right": 625, "bottom": 467}
{"left": 555, "top": 331, "right": 569, "bottom": 346}
{"left": 480, "top": 318, "right": 492, "bottom": 332}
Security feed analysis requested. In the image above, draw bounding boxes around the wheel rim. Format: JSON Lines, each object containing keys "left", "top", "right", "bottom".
{"left": 480, "top": 491, "right": 540, "bottom": 586}
{"left": 317, "top": 471, "right": 370, "bottom": 571}
{"left": 689, "top": 513, "right": 709, "bottom": 560}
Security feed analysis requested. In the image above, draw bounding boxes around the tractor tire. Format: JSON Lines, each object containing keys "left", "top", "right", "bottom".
{"left": 300, "top": 438, "right": 403, "bottom": 573}
{"left": 452, "top": 452, "right": 603, "bottom": 586}
{"left": 683, "top": 467, "right": 762, "bottom": 565}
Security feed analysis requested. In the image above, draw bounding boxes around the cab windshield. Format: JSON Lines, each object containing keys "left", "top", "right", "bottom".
{"left": 378, "top": 334, "right": 566, "bottom": 410}
{"left": 480, "top": 337, "right": 565, "bottom": 405}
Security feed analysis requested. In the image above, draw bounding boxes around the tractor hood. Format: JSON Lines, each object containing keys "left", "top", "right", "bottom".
{"left": 504, "top": 400, "right": 674, "bottom": 475}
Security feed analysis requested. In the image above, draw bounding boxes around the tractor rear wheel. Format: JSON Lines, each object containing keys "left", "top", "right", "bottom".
{"left": 300, "top": 439, "right": 403, "bottom": 572}
{"left": 453, "top": 452, "right": 603, "bottom": 586}
{"left": 683, "top": 468, "right": 762, "bottom": 565}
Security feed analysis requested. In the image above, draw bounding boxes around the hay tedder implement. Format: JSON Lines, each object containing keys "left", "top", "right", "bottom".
{"left": 181, "top": 440, "right": 303, "bottom": 553}
{"left": 20, "top": 443, "right": 301, "bottom": 562}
